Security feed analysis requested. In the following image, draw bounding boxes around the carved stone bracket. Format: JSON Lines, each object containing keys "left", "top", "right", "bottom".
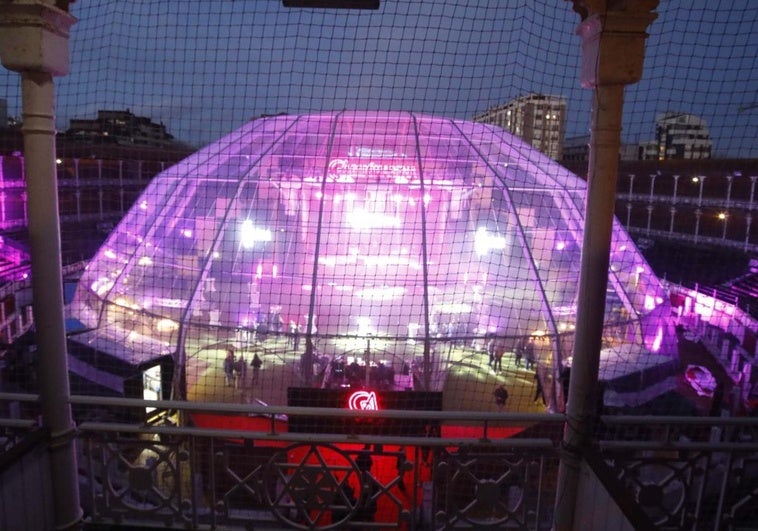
{"left": 0, "top": 0, "right": 77, "bottom": 75}
{"left": 568, "top": 0, "right": 659, "bottom": 87}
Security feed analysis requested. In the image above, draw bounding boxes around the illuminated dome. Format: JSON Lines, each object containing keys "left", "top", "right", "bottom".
{"left": 70, "top": 111, "right": 675, "bottom": 410}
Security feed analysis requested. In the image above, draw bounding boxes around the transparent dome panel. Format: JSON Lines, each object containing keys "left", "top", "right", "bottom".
{"left": 69, "top": 111, "right": 678, "bottom": 412}
{"left": 609, "top": 219, "right": 667, "bottom": 315}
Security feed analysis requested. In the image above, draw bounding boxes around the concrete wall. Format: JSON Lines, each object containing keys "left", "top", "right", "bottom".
{"left": 573, "top": 459, "right": 635, "bottom": 531}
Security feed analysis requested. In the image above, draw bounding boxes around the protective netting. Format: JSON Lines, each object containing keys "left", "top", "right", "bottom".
{"left": 0, "top": 0, "right": 758, "bottom": 529}
{"left": 1, "top": 5, "right": 757, "bottom": 524}
{"left": 1, "top": 1, "right": 752, "bottom": 157}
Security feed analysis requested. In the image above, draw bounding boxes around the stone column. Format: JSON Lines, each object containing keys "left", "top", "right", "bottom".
{"left": 0, "top": 2, "right": 81, "bottom": 529}
{"left": 695, "top": 208, "right": 702, "bottom": 242}
{"left": 669, "top": 206, "right": 676, "bottom": 233}
{"left": 697, "top": 175, "right": 706, "bottom": 207}
{"left": 745, "top": 214, "right": 752, "bottom": 252}
{"left": 721, "top": 212, "right": 729, "bottom": 240}
{"left": 119, "top": 160, "right": 126, "bottom": 214}
{"left": 555, "top": 2, "right": 658, "bottom": 529}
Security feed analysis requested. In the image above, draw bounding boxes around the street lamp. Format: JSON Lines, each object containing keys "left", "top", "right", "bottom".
{"left": 719, "top": 212, "right": 729, "bottom": 239}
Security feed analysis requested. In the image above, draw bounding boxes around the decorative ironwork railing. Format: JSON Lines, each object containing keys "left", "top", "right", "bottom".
{"left": 595, "top": 415, "right": 758, "bottom": 531}
{"left": 4, "top": 393, "right": 564, "bottom": 529}
{"left": 2, "top": 394, "right": 758, "bottom": 530}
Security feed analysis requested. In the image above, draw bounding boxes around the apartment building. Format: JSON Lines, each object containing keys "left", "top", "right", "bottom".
{"left": 474, "top": 93, "right": 567, "bottom": 161}
{"left": 655, "top": 112, "right": 712, "bottom": 160}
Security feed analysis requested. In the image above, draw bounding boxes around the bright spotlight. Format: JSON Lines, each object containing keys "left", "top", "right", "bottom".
{"left": 240, "top": 219, "right": 272, "bottom": 248}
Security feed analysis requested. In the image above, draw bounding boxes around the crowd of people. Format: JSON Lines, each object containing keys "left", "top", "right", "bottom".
{"left": 485, "top": 333, "right": 536, "bottom": 372}
{"left": 330, "top": 355, "right": 396, "bottom": 390}
{"left": 223, "top": 348, "right": 263, "bottom": 389}
{"left": 485, "top": 333, "right": 545, "bottom": 413}
{"left": 219, "top": 328, "right": 547, "bottom": 412}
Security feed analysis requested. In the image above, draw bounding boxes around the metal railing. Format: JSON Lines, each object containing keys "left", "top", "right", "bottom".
{"left": 3, "top": 392, "right": 758, "bottom": 529}
{"left": 2, "top": 392, "right": 565, "bottom": 530}
{"left": 592, "top": 415, "right": 758, "bottom": 531}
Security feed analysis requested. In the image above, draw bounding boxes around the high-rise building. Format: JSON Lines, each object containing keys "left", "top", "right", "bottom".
{"left": 655, "top": 112, "right": 712, "bottom": 160}
{"left": 474, "top": 94, "right": 567, "bottom": 161}
{"left": 638, "top": 140, "right": 659, "bottom": 160}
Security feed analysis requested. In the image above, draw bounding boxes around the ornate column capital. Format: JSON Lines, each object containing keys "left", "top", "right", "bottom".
{"left": 568, "top": 0, "right": 659, "bottom": 87}
{"left": 0, "top": 0, "right": 77, "bottom": 75}
{"left": 568, "top": 0, "right": 658, "bottom": 20}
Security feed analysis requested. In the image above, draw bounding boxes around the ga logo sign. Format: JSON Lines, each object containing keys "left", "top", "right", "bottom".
{"left": 348, "top": 390, "right": 379, "bottom": 411}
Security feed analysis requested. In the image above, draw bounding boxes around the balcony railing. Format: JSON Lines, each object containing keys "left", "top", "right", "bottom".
{"left": 2, "top": 392, "right": 758, "bottom": 530}
{"left": 2, "top": 393, "right": 566, "bottom": 530}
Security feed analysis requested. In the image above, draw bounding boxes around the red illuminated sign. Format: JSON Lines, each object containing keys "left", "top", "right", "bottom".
{"left": 348, "top": 390, "right": 378, "bottom": 411}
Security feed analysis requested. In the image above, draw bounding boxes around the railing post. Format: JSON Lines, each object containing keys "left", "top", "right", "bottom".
{"left": 556, "top": 2, "right": 658, "bottom": 530}
{"left": 0, "top": 2, "right": 81, "bottom": 529}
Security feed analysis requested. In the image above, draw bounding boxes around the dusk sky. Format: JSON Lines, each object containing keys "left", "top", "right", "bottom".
{"left": 1, "top": 0, "right": 756, "bottom": 157}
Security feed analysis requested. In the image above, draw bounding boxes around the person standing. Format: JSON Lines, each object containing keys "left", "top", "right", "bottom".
{"left": 251, "top": 353, "right": 263, "bottom": 385}
{"left": 356, "top": 444, "right": 373, "bottom": 475}
{"left": 485, "top": 332, "right": 495, "bottom": 369}
{"left": 331, "top": 482, "right": 356, "bottom": 525}
{"left": 493, "top": 384, "right": 509, "bottom": 412}
{"left": 534, "top": 371, "right": 545, "bottom": 404}
{"left": 293, "top": 325, "right": 301, "bottom": 352}
{"left": 235, "top": 353, "right": 247, "bottom": 388}
{"left": 288, "top": 321, "right": 297, "bottom": 348}
{"left": 524, "top": 337, "right": 536, "bottom": 370}
{"left": 515, "top": 336, "right": 525, "bottom": 367}
{"left": 395, "top": 449, "right": 408, "bottom": 495}
{"left": 223, "top": 349, "right": 235, "bottom": 387}
{"left": 355, "top": 445, "right": 377, "bottom": 524}
{"left": 492, "top": 338, "right": 505, "bottom": 372}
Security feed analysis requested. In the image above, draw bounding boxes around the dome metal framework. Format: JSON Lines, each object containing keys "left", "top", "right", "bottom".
{"left": 71, "top": 111, "right": 675, "bottom": 408}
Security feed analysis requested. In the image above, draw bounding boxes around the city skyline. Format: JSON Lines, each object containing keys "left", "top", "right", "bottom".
{"left": 1, "top": 0, "right": 756, "bottom": 156}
